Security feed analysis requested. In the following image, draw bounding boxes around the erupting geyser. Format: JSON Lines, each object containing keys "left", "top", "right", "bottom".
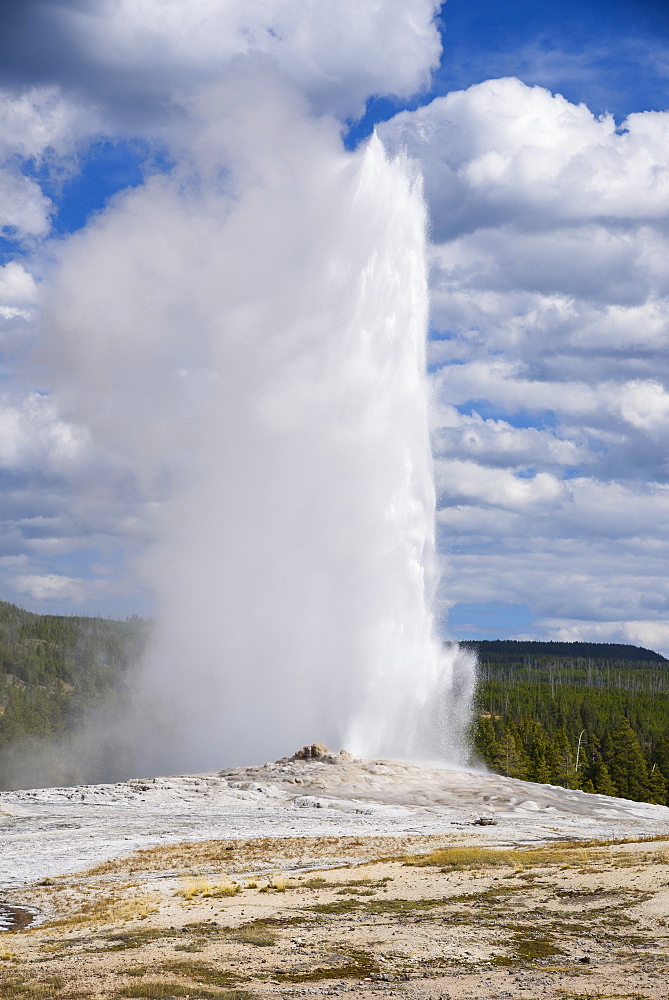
{"left": 49, "top": 67, "right": 475, "bottom": 776}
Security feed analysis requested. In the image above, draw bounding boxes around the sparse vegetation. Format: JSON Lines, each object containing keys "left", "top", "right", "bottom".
{"left": 116, "top": 984, "right": 229, "bottom": 999}
{"left": 47, "top": 891, "right": 160, "bottom": 930}
{"left": 126, "top": 961, "right": 242, "bottom": 987}
{"left": 105, "top": 927, "right": 176, "bottom": 951}
{"left": 405, "top": 838, "right": 669, "bottom": 873}
{"left": 224, "top": 922, "right": 277, "bottom": 947}
{"left": 178, "top": 877, "right": 242, "bottom": 901}
{"left": 308, "top": 897, "right": 362, "bottom": 914}
{"left": 267, "top": 873, "right": 290, "bottom": 891}
{"left": 0, "top": 974, "right": 76, "bottom": 999}
{"left": 274, "top": 947, "right": 380, "bottom": 982}
{"left": 4, "top": 833, "right": 669, "bottom": 998}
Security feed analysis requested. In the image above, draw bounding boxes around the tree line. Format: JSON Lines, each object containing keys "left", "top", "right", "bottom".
{"left": 0, "top": 600, "right": 148, "bottom": 778}
{"left": 466, "top": 640, "right": 669, "bottom": 806}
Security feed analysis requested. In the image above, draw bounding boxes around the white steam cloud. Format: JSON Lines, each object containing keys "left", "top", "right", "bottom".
{"left": 44, "top": 63, "right": 474, "bottom": 774}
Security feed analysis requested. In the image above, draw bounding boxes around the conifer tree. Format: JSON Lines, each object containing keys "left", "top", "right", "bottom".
{"left": 471, "top": 715, "right": 501, "bottom": 770}
{"left": 580, "top": 734, "right": 617, "bottom": 796}
{"left": 603, "top": 717, "right": 651, "bottom": 801}
{"left": 550, "top": 729, "right": 578, "bottom": 788}
{"left": 497, "top": 726, "right": 528, "bottom": 779}
{"left": 647, "top": 764, "right": 668, "bottom": 806}
{"left": 515, "top": 719, "right": 553, "bottom": 783}
{"left": 653, "top": 730, "right": 669, "bottom": 795}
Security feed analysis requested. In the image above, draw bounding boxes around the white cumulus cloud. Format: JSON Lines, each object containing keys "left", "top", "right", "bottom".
{"left": 0, "top": 85, "right": 101, "bottom": 241}
{"left": 0, "top": 261, "right": 38, "bottom": 322}
{"left": 0, "top": 393, "right": 85, "bottom": 471}
{"left": 1, "top": 0, "right": 442, "bottom": 124}
{"left": 381, "top": 77, "right": 669, "bottom": 238}
{"left": 378, "top": 76, "right": 669, "bottom": 648}
{"left": 11, "top": 572, "right": 115, "bottom": 603}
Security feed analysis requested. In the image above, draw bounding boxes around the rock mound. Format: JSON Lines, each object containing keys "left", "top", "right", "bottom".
{"left": 293, "top": 743, "right": 329, "bottom": 760}
{"left": 289, "top": 744, "right": 355, "bottom": 764}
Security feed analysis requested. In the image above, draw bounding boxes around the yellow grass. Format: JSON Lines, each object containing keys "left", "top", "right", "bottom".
{"left": 269, "top": 874, "right": 290, "bottom": 892}
{"left": 404, "top": 837, "right": 669, "bottom": 873}
{"left": 48, "top": 893, "right": 160, "bottom": 929}
{"left": 178, "top": 876, "right": 242, "bottom": 901}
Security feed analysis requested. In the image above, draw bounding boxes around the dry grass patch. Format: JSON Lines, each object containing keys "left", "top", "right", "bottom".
{"left": 83, "top": 833, "right": 451, "bottom": 878}
{"left": 115, "top": 959, "right": 252, "bottom": 1000}
{"left": 273, "top": 946, "right": 380, "bottom": 983}
{"left": 116, "top": 984, "right": 212, "bottom": 999}
{"left": 125, "top": 960, "right": 242, "bottom": 987}
{"left": 116, "top": 985, "right": 251, "bottom": 999}
{"left": 0, "top": 972, "right": 86, "bottom": 999}
{"left": 299, "top": 874, "right": 390, "bottom": 892}
{"left": 47, "top": 892, "right": 160, "bottom": 930}
{"left": 224, "top": 921, "right": 277, "bottom": 947}
{"left": 177, "top": 877, "right": 242, "bottom": 902}
{"left": 404, "top": 838, "right": 669, "bottom": 873}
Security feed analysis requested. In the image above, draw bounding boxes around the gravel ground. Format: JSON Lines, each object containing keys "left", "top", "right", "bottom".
{"left": 2, "top": 756, "right": 669, "bottom": 999}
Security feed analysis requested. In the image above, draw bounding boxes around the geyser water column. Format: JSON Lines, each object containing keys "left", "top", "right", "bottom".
{"left": 49, "top": 71, "right": 474, "bottom": 774}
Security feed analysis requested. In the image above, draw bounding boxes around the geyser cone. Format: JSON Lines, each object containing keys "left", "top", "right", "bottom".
{"left": 49, "top": 69, "right": 474, "bottom": 775}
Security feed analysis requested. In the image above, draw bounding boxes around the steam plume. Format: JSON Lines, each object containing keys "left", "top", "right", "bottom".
{"left": 47, "top": 64, "right": 474, "bottom": 775}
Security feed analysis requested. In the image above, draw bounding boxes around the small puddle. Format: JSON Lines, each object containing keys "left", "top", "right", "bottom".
{"left": 0, "top": 903, "right": 38, "bottom": 932}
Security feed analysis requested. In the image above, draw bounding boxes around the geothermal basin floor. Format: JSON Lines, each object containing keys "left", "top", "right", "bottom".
{"left": 2, "top": 756, "right": 669, "bottom": 998}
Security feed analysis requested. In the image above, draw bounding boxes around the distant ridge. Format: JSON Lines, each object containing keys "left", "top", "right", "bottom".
{"left": 459, "top": 639, "right": 668, "bottom": 664}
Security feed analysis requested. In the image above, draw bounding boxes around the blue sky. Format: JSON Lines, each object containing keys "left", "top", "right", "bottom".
{"left": 0, "top": 0, "right": 668, "bottom": 654}
{"left": 436, "top": 0, "right": 669, "bottom": 117}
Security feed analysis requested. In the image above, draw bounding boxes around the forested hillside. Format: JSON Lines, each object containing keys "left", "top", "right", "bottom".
{"left": 0, "top": 600, "right": 148, "bottom": 787}
{"left": 2, "top": 599, "right": 668, "bottom": 806}
{"left": 464, "top": 639, "right": 669, "bottom": 806}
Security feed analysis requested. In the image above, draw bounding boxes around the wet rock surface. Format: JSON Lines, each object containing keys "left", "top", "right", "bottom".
{"left": 0, "top": 902, "right": 39, "bottom": 932}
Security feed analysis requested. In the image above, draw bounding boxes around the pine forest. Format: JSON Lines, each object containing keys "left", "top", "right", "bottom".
{"left": 465, "top": 639, "right": 669, "bottom": 806}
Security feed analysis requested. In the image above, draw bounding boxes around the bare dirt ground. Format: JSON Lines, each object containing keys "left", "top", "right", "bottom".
{"left": 2, "top": 757, "right": 669, "bottom": 998}
{"left": 2, "top": 834, "right": 669, "bottom": 999}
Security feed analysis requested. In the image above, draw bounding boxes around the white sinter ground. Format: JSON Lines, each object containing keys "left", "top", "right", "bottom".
{"left": 2, "top": 755, "right": 669, "bottom": 890}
